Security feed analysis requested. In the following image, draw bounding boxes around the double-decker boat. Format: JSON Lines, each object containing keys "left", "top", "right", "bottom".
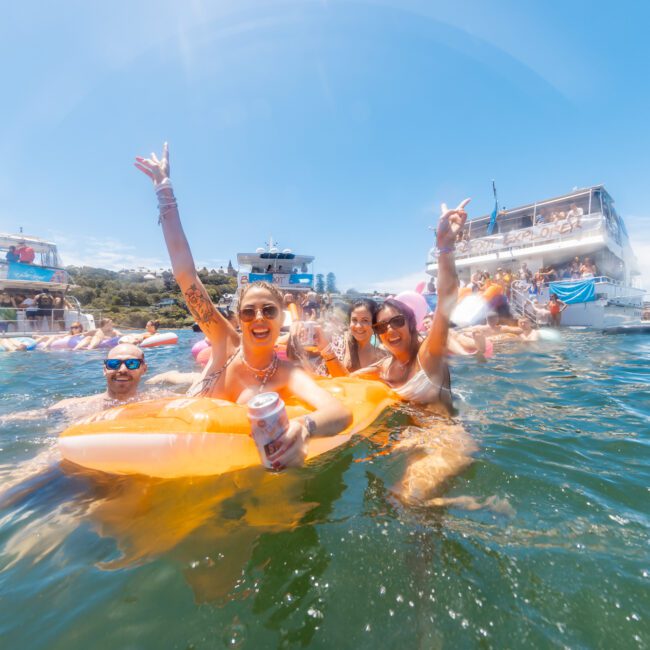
{"left": 237, "top": 237, "right": 315, "bottom": 294}
{"left": 425, "top": 186, "right": 646, "bottom": 328}
{"left": 0, "top": 233, "right": 96, "bottom": 335}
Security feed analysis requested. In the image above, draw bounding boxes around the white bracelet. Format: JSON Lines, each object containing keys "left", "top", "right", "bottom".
{"left": 155, "top": 179, "right": 173, "bottom": 193}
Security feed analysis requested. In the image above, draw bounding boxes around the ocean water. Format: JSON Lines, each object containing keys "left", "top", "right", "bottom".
{"left": 0, "top": 330, "right": 648, "bottom": 648}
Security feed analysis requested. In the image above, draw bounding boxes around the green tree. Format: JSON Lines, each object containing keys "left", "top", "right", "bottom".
{"left": 315, "top": 273, "right": 325, "bottom": 294}
{"left": 325, "top": 272, "right": 338, "bottom": 294}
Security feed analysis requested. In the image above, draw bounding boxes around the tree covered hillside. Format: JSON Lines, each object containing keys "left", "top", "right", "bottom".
{"left": 67, "top": 266, "right": 237, "bottom": 328}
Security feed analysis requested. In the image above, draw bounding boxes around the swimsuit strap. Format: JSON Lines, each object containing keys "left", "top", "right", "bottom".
{"left": 187, "top": 346, "right": 240, "bottom": 397}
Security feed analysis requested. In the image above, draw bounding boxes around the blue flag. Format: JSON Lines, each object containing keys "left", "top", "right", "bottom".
{"left": 487, "top": 203, "right": 498, "bottom": 235}
{"left": 487, "top": 180, "right": 498, "bottom": 235}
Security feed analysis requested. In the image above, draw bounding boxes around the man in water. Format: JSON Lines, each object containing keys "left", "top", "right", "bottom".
{"left": 1, "top": 344, "right": 148, "bottom": 422}
{"left": 466, "top": 311, "right": 523, "bottom": 340}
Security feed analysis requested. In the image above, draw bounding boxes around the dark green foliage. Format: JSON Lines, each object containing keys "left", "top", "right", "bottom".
{"left": 66, "top": 266, "right": 237, "bottom": 328}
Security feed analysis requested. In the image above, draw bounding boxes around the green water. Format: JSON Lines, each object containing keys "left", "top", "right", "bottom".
{"left": 0, "top": 330, "right": 648, "bottom": 648}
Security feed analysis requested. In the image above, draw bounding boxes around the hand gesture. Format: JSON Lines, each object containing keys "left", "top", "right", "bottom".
{"left": 134, "top": 142, "right": 170, "bottom": 186}
{"left": 436, "top": 198, "right": 470, "bottom": 250}
{"left": 266, "top": 419, "right": 309, "bottom": 470}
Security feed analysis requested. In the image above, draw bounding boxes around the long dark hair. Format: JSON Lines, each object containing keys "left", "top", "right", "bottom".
{"left": 377, "top": 298, "right": 420, "bottom": 377}
{"left": 346, "top": 299, "right": 379, "bottom": 371}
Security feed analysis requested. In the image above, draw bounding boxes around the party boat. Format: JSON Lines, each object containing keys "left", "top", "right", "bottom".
{"left": 236, "top": 237, "right": 315, "bottom": 294}
{"left": 0, "top": 233, "right": 96, "bottom": 335}
{"left": 425, "top": 186, "right": 645, "bottom": 328}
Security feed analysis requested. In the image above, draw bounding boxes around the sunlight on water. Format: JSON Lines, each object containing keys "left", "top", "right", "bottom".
{"left": 0, "top": 330, "right": 648, "bottom": 648}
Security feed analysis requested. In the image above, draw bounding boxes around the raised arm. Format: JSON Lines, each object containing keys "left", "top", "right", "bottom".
{"left": 419, "top": 198, "right": 469, "bottom": 376}
{"left": 134, "top": 144, "right": 234, "bottom": 352}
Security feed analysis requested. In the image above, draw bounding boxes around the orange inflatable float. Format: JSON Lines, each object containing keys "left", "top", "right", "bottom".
{"left": 58, "top": 377, "right": 397, "bottom": 478}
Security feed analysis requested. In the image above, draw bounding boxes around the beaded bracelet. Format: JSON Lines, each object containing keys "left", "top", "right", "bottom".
{"left": 436, "top": 246, "right": 455, "bottom": 256}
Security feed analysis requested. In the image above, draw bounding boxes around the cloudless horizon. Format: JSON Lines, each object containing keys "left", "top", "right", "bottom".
{"left": 1, "top": 1, "right": 649, "bottom": 291}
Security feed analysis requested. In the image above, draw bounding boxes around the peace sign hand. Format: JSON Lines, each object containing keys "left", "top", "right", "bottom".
{"left": 134, "top": 142, "right": 170, "bottom": 186}
{"left": 436, "top": 198, "right": 470, "bottom": 250}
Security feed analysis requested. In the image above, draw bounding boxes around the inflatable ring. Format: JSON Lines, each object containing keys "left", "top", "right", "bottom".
{"left": 98, "top": 336, "right": 121, "bottom": 349}
{"left": 58, "top": 377, "right": 397, "bottom": 478}
{"left": 14, "top": 336, "right": 38, "bottom": 351}
{"left": 50, "top": 337, "right": 72, "bottom": 350}
{"left": 140, "top": 332, "right": 178, "bottom": 348}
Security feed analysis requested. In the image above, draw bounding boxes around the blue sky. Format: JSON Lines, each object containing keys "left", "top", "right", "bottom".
{"left": 1, "top": 0, "right": 649, "bottom": 290}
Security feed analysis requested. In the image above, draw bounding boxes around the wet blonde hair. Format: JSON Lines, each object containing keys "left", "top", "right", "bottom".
{"left": 239, "top": 281, "right": 284, "bottom": 309}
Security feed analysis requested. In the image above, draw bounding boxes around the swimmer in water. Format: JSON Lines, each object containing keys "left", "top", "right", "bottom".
{"left": 465, "top": 311, "right": 523, "bottom": 341}
{"left": 348, "top": 200, "right": 478, "bottom": 505}
{"left": 74, "top": 318, "right": 122, "bottom": 350}
{"left": 0, "top": 337, "right": 30, "bottom": 351}
{"left": 294, "top": 299, "right": 387, "bottom": 377}
{"left": 135, "top": 143, "right": 351, "bottom": 469}
{"left": 345, "top": 200, "right": 471, "bottom": 410}
{"left": 517, "top": 317, "right": 539, "bottom": 341}
{"left": 1, "top": 344, "right": 149, "bottom": 423}
{"left": 35, "top": 322, "right": 85, "bottom": 349}
{"left": 120, "top": 319, "right": 159, "bottom": 345}
{"left": 322, "top": 299, "right": 387, "bottom": 374}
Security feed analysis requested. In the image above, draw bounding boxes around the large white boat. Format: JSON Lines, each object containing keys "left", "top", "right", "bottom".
{"left": 425, "top": 186, "right": 646, "bottom": 328}
{"left": 0, "top": 233, "right": 96, "bottom": 334}
{"left": 237, "top": 237, "right": 315, "bottom": 294}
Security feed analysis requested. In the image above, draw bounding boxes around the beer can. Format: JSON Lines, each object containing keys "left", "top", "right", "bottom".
{"left": 302, "top": 320, "right": 316, "bottom": 346}
{"left": 247, "top": 392, "right": 289, "bottom": 468}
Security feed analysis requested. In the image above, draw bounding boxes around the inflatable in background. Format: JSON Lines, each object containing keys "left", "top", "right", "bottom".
{"left": 140, "top": 332, "right": 178, "bottom": 348}
{"left": 59, "top": 377, "right": 398, "bottom": 478}
{"left": 395, "top": 291, "right": 428, "bottom": 329}
{"left": 196, "top": 346, "right": 211, "bottom": 366}
{"left": 451, "top": 285, "right": 505, "bottom": 328}
{"left": 14, "top": 337, "right": 38, "bottom": 350}
{"left": 191, "top": 339, "right": 210, "bottom": 359}
{"left": 98, "top": 336, "right": 121, "bottom": 349}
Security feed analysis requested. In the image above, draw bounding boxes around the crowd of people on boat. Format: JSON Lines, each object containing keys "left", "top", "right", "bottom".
{"left": 0, "top": 289, "right": 73, "bottom": 333}
{"left": 464, "top": 256, "right": 598, "bottom": 296}
{"left": 3, "top": 241, "right": 36, "bottom": 264}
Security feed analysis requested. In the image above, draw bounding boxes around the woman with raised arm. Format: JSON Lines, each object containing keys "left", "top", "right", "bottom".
{"left": 134, "top": 144, "right": 351, "bottom": 469}
{"left": 348, "top": 200, "right": 470, "bottom": 412}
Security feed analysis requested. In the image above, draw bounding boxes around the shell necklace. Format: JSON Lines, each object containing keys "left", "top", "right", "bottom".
{"left": 239, "top": 350, "right": 279, "bottom": 392}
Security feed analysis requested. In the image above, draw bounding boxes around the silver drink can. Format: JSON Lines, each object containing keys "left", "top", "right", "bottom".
{"left": 303, "top": 320, "right": 316, "bottom": 346}
{"left": 247, "top": 392, "right": 289, "bottom": 468}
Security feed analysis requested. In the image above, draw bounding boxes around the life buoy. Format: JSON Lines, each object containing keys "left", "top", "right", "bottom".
{"left": 58, "top": 377, "right": 397, "bottom": 478}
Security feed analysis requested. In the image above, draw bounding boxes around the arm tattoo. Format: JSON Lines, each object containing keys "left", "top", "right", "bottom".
{"left": 184, "top": 283, "right": 217, "bottom": 324}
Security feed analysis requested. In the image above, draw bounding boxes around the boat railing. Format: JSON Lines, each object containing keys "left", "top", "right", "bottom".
{"left": 509, "top": 281, "right": 540, "bottom": 326}
{"left": 0, "top": 306, "right": 99, "bottom": 336}
{"left": 431, "top": 211, "right": 607, "bottom": 264}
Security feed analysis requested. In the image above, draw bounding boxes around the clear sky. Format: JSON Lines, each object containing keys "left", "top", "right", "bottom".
{"left": 1, "top": 0, "right": 649, "bottom": 291}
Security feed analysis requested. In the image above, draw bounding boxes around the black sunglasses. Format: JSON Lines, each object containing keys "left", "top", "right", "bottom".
{"left": 373, "top": 314, "right": 406, "bottom": 335}
{"left": 104, "top": 358, "right": 144, "bottom": 371}
{"left": 239, "top": 305, "right": 280, "bottom": 322}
